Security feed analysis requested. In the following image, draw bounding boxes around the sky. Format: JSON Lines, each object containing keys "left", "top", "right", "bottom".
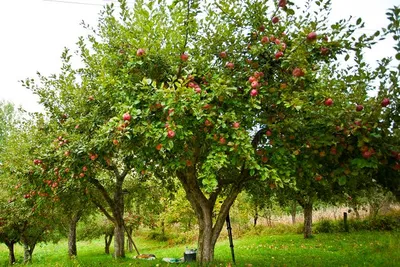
{"left": 0, "top": 0, "right": 398, "bottom": 113}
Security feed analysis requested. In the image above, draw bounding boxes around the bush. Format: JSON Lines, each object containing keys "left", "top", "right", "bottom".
{"left": 314, "top": 213, "right": 400, "bottom": 233}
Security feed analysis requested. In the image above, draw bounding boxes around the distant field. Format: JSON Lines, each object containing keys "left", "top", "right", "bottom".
{"left": 1, "top": 231, "right": 399, "bottom": 266}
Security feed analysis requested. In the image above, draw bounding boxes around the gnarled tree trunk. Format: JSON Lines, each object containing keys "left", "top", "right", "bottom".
{"left": 177, "top": 168, "right": 246, "bottom": 264}
{"left": 68, "top": 211, "right": 82, "bottom": 258}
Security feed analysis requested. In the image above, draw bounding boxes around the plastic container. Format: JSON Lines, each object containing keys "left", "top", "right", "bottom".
{"left": 184, "top": 248, "right": 197, "bottom": 262}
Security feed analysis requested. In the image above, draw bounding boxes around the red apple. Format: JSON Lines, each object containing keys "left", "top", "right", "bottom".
{"left": 232, "top": 122, "right": 240, "bottom": 129}
{"left": 275, "top": 51, "right": 284, "bottom": 60}
{"left": 278, "top": 0, "right": 287, "bottom": 8}
{"left": 315, "top": 175, "right": 322, "bottom": 181}
{"left": 272, "top": 16, "right": 279, "bottom": 24}
{"left": 258, "top": 25, "right": 266, "bottom": 32}
{"left": 324, "top": 98, "right": 333, "bottom": 106}
{"left": 356, "top": 104, "right": 364, "bottom": 111}
{"left": 381, "top": 98, "right": 390, "bottom": 107}
{"left": 167, "top": 130, "right": 176, "bottom": 138}
{"left": 219, "top": 51, "right": 227, "bottom": 58}
{"left": 320, "top": 47, "right": 329, "bottom": 55}
{"left": 82, "top": 166, "right": 88, "bottom": 172}
{"left": 251, "top": 81, "right": 259, "bottom": 88}
{"left": 113, "top": 139, "right": 119, "bottom": 145}
{"left": 180, "top": 53, "right": 189, "bottom": 61}
{"left": 205, "top": 119, "right": 212, "bottom": 127}
{"left": 266, "top": 130, "right": 272, "bottom": 136}
{"left": 156, "top": 143, "right": 163, "bottom": 151}
{"left": 362, "top": 150, "right": 372, "bottom": 159}
{"left": 219, "top": 137, "right": 226, "bottom": 145}
{"left": 79, "top": 173, "right": 85, "bottom": 178}
{"left": 248, "top": 76, "right": 257, "bottom": 83}
{"left": 292, "top": 67, "right": 304, "bottom": 77}
{"left": 136, "top": 48, "right": 145, "bottom": 57}
{"left": 307, "top": 32, "right": 317, "bottom": 41}
{"left": 250, "top": 89, "right": 258, "bottom": 97}
{"left": 261, "top": 36, "right": 269, "bottom": 44}
{"left": 261, "top": 156, "right": 269, "bottom": 163}
{"left": 123, "top": 112, "right": 131, "bottom": 121}
{"left": 226, "top": 62, "right": 234, "bottom": 69}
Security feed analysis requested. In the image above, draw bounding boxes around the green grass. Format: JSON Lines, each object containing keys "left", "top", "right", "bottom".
{"left": 1, "top": 231, "right": 399, "bottom": 266}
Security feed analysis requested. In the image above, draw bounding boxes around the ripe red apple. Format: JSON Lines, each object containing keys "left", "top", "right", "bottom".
{"left": 180, "top": 53, "right": 189, "bottom": 61}
{"left": 186, "top": 160, "right": 192, "bottom": 167}
{"left": 167, "top": 130, "right": 176, "bottom": 138}
{"left": 254, "top": 71, "right": 264, "bottom": 79}
{"left": 123, "top": 112, "right": 131, "bottom": 121}
{"left": 266, "top": 130, "right": 272, "bottom": 136}
{"left": 226, "top": 62, "right": 235, "bottom": 69}
{"left": 272, "top": 16, "right": 279, "bottom": 24}
{"left": 79, "top": 173, "right": 85, "bottom": 178}
{"left": 136, "top": 48, "right": 145, "bottom": 57}
{"left": 232, "top": 122, "right": 240, "bottom": 129}
{"left": 275, "top": 51, "right": 284, "bottom": 60}
{"left": 356, "top": 104, "right": 364, "bottom": 111}
{"left": 330, "top": 147, "right": 337, "bottom": 155}
{"left": 315, "top": 175, "right": 322, "bottom": 181}
{"left": 320, "top": 47, "right": 329, "bottom": 55}
{"left": 156, "top": 143, "right": 163, "bottom": 151}
{"left": 219, "top": 137, "right": 226, "bottom": 145}
{"left": 274, "top": 38, "right": 281, "bottom": 45}
{"left": 205, "top": 119, "right": 212, "bottom": 127}
{"left": 292, "top": 67, "right": 304, "bottom": 77}
{"left": 261, "top": 156, "right": 269, "bottom": 163}
{"left": 362, "top": 150, "right": 372, "bottom": 159}
{"left": 82, "top": 166, "right": 88, "bottom": 172}
{"left": 248, "top": 76, "right": 257, "bottom": 83}
{"left": 324, "top": 98, "right": 333, "bottom": 106}
{"left": 258, "top": 25, "right": 266, "bottom": 32}
{"left": 278, "top": 0, "right": 287, "bottom": 8}
{"left": 194, "top": 87, "right": 202, "bottom": 94}
{"left": 219, "top": 51, "right": 227, "bottom": 58}
{"left": 381, "top": 98, "right": 390, "bottom": 107}
{"left": 307, "top": 32, "right": 317, "bottom": 41}
{"left": 261, "top": 36, "right": 269, "bottom": 45}
{"left": 250, "top": 89, "right": 258, "bottom": 97}
{"left": 251, "top": 81, "right": 259, "bottom": 88}
{"left": 113, "top": 139, "right": 119, "bottom": 145}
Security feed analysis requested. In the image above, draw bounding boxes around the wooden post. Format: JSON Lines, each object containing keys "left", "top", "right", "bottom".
{"left": 226, "top": 212, "right": 235, "bottom": 264}
{"left": 343, "top": 212, "right": 349, "bottom": 232}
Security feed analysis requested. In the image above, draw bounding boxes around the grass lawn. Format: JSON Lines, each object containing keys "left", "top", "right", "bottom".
{"left": 1, "top": 231, "right": 399, "bottom": 266}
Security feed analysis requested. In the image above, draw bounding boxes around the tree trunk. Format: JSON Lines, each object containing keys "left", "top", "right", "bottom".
{"left": 303, "top": 202, "right": 313, "bottom": 238}
{"left": 177, "top": 168, "right": 245, "bottom": 265}
{"left": 6, "top": 242, "right": 16, "bottom": 265}
{"left": 105, "top": 234, "right": 113, "bottom": 254}
{"left": 291, "top": 201, "right": 297, "bottom": 224}
{"left": 23, "top": 242, "right": 34, "bottom": 264}
{"left": 113, "top": 221, "right": 125, "bottom": 258}
{"left": 68, "top": 212, "right": 82, "bottom": 258}
{"left": 126, "top": 227, "right": 133, "bottom": 252}
{"left": 253, "top": 205, "right": 258, "bottom": 227}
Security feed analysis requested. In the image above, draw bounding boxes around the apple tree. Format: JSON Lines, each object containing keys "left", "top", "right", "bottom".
{"left": 22, "top": 0, "right": 400, "bottom": 263}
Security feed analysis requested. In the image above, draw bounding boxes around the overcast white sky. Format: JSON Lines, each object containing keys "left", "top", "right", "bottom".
{"left": 0, "top": 0, "right": 398, "bottom": 113}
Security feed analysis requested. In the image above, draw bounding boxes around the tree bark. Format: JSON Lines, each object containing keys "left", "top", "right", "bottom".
{"left": 23, "top": 242, "right": 35, "bottom": 264}
{"left": 290, "top": 201, "right": 297, "bottom": 224}
{"left": 105, "top": 233, "right": 113, "bottom": 254}
{"left": 303, "top": 202, "right": 313, "bottom": 238}
{"left": 126, "top": 227, "right": 133, "bottom": 252}
{"left": 113, "top": 223, "right": 125, "bottom": 258}
{"left": 177, "top": 167, "right": 245, "bottom": 264}
{"left": 6, "top": 242, "right": 16, "bottom": 265}
{"left": 68, "top": 212, "right": 82, "bottom": 258}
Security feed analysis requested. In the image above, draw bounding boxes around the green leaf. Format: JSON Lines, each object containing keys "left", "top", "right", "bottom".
{"left": 338, "top": 176, "right": 346, "bottom": 186}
